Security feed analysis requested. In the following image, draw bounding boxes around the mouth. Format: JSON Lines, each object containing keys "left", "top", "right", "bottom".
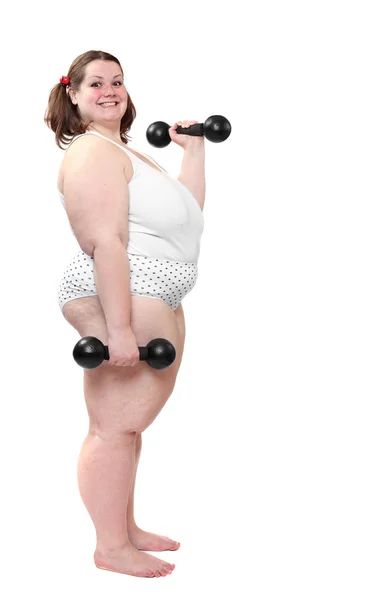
{"left": 99, "top": 102, "right": 119, "bottom": 107}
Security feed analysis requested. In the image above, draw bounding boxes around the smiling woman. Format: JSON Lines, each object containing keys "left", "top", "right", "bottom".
{"left": 44, "top": 49, "right": 206, "bottom": 579}
{"left": 44, "top": 50, "right": 137, "bottom": 149}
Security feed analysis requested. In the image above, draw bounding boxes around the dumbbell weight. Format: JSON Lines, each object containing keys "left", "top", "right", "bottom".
{"left": 146, "top": 114, "right": 232, "bottom": 148}
{"left": 73, "top": 336, "right": 176, "bottom": 370}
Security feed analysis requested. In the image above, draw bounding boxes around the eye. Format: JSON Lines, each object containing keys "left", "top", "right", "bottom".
{"left": 91, "top": 81, "right": 122, "bottom": 87}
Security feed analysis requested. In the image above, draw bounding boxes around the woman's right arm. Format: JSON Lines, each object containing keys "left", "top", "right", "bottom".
{"left": 63, "top": 137, "right": 136, "bottom": 344}
{"left": 93, "top": 237, "right": 132, "bottom": 335}
{"left": 93, "top": 239, "right": 140, "bottom": 367}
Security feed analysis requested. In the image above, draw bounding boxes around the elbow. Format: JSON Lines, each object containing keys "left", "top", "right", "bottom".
{"left": 92, "top": 234, "right": 128, "bottom": 257}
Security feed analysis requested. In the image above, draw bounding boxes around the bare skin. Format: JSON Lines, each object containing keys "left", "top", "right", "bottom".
{"left": 126, "top": 432, "right": 181, "bottom": 552}
{"left": 63, "top": 294, "right": 186, "bottom": 577}
{"left": 58, "top": 59, "right": 198, "bottom": 576}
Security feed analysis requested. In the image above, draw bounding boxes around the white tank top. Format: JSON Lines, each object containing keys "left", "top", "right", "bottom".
{"left": 58, "top": 130, "right": 204, "bottom": 262}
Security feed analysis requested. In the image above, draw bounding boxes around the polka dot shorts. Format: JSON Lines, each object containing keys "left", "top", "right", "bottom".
{"left": 58, "top": 249, "right": 198, "bottom": 312}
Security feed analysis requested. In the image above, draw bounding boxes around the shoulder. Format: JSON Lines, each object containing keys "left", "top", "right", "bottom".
{"left": 61, "top": 134, "right": 131, "bottom": 181}
{"left": 63, "top": 133, "right": 130, "bottom": 167}
{"left": 64, "top": 133, "right": 110, "bottom": 157}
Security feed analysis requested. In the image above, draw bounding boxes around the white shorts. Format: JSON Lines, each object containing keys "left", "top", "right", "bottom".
{"left": 58, "top": 250, "right": 198, "bottom": 312}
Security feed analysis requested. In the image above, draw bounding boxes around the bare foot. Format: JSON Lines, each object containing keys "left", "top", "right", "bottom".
{"left": 128, "top": 526, "right": 180, "bottom": 552}
{"left": 94, "top": 543, "right": 175, "bottom": 577}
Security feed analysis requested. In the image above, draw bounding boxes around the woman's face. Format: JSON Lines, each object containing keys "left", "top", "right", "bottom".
{"left": 70, "top": 59, "right": 128, "bottom": 125}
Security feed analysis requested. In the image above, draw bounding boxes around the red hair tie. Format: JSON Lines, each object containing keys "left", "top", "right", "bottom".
{"left": 59, "top": 76, "right": 70, "bottom": 87}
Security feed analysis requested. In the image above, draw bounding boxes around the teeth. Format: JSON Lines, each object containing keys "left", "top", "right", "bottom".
{"left": 100, "top": 102, "right": 117, "bottom": 107}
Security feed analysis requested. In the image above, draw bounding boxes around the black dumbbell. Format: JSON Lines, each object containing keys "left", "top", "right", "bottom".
{"left": 146, "top": 114, "right": 232, "bottom": 148}
{"left": 73, "top": 336, "right": 176, "bottom": 370}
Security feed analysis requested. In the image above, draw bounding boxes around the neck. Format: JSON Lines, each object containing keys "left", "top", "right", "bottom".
{"left": 87, "top": 124, "right": 124, "bottom": 143}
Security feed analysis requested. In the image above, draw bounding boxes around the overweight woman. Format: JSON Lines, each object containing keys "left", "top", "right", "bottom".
{"left": 44, "top": 50, "right": 205, "bottom": 578}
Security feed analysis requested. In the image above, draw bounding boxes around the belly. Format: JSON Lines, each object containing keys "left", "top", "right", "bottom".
{"left": 127, "top": 253, "right": 198, "bottom": 310}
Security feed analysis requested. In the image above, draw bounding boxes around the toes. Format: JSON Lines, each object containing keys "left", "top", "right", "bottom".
{"left": 160, "top": 560, "right": 171, "bottom": 568}
{"left": 165, "top": 537, "right": 180, "bottom": 550}
{"left": 160, "top": 560, "right": 174, "bottom": 574}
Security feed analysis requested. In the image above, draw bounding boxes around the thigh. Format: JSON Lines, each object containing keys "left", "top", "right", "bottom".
{"left": 174, "top": 302, "right": 186, "bottom": 362}
{"left": 63, "top": 295, "right": 185, "bottom": 375}
{"left": 62, "top": 295, "right": 186, "bottom": 433}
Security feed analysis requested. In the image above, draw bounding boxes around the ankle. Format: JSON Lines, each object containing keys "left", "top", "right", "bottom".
{"left": 95, "top": 540, "right": 131, "bottom": 555}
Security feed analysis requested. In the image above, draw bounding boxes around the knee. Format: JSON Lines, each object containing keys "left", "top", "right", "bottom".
{"left": 89, "top": 410, "right": 160, "bottom": 438}
{"left": 89, "top": 427, "right": 137, "bottom": 444}
{"left": 132, "top": 400, "right": 171, "bottom": 434}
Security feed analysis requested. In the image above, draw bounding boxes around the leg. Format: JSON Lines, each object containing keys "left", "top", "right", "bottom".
{"left": 78, "top": 428, "right": 177, "bottom": 577}
{"left": 77, "top": 429, "right": 137, "bottom": 551}
{"left": 126, "top": 434, "right": 181, "bottom": 551}
{"left": 126, "top": 432, "right": 142, "bottom": 531}
{"left": 63, "top": 295, "right": 184, "bottom": 577}
{"left": 126, "top": 304, "right": 185, "bottom": 552}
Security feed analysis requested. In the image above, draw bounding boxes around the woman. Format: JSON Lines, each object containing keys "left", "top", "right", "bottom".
{"left": 44, "top": 50, "right": 205, "bottom": 578}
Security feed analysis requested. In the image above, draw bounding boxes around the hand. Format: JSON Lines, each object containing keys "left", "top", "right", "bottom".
{"left": 107, "top": 328, "right": 140, "bottom": 368}
{"left": 168, "top": 120, "right": 205, "bottom": 151}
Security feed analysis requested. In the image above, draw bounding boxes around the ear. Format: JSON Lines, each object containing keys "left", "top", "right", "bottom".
{"left": 68, "top": 89, "right": 77, "bottom": 105}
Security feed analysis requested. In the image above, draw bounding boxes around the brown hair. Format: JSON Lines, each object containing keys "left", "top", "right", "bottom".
{"left": 44, "top": 50, "right": 137, "bottom": 150}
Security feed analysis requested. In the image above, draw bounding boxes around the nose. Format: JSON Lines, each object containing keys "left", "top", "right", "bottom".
{"left": 101, "top": 88, "right": 126, "bottom": 102}
{"left": 102, "top": 85, "right": 117, "bottom": 96}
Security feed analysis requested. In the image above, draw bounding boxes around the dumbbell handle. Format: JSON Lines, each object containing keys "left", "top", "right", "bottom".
{"left": 103, "top": 345, "right": 150, "bottom": 361}
{"left": 176, "top": 123, "right": 204, "bottom": 136}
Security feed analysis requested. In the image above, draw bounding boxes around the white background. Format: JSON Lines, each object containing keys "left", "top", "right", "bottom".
{"left": 0, "top": 0, "right": 370, "bottom": 597}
